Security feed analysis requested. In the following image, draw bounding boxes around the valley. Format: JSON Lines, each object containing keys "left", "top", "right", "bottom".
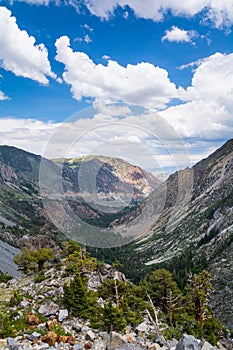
{"left": 0, "top": 140, "right": 233, "bottom": 331}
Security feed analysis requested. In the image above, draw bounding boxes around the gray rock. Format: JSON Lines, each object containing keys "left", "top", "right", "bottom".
{"left": 7, "top": 337, "right": 19, "bottom": 350}
{"left": 167, "top": 339, "right": 179, "bottom": 349}
{"left": 156, "top": 336, "right": 166, "bottom": 346}
{"left": 105, "top": 331, "right": 128, "bottom": 350}
{"left": 176, "top": 334, "right": 200, "bottom": 350}
{"left": 86, "top": 329, "right": 96, "bottom": 341}
{"left": 136, "top": 322, "right": 148, "bottom": 333}
{"left": 28, "top": 331, "right": 42, "bottom": 341}
{"left": 201, "top": 341, "right": 215, "bottom": 350}
{"left": 8, "top": 278, "right": 19, "bottom": 286}
{"left": 58, "top": 309, "right": 69, "bottom": 322}
{"left": 38, "top": 300, "right": 59, "bottom": 316}
{"left": 72, "top": 323, "right": 82, "bottom": 333}
{"left": 92, "top": 339, "right": 106, "bottom": 350}
{"left": 19, "top": 300, "right": 30, "bottom": 308}
{"left": 73, "top": 344, "right": 85, "bottom": 350}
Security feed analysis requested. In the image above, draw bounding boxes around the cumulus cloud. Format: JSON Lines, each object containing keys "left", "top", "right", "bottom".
{"left": 160, "top": 52, "right": 233, "bottom": 140}
{"left": 55, "top": 35, "right": 181, "bottom": 109}
{"left": 162, "top": 26, "right": 197, "bottom": 44}
{"left": 6, "top": 0, "right": 233, "bottom": 27}
{"left": 81, "top": 0, "right": 233, "bottom": 28}
{"left": 0, "top": 118, "right": 60, "bottom": 155}
{"left": 182, "top": 52, "right": 233, "bottom": 105}
{"left": 0, "top": 6, "right": 56, "bottom": 84}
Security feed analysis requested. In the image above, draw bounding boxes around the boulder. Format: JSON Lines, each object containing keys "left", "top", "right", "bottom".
{"left": 105, "top": 331, "right": 128, "bottom": 350}
{"left": 86, "top": 330, "right": 96, "bottom": 341}
{"left": 136, "top": 322, "right": 149, "bottom": 335}
{"left": 26, "top": 314, "right": 40, "bottom": 326}
{"left": 201, "top": 341, "right": 215, "bottom": 350}
{"left": 124, "top": 333, "right": 136, "bottom": 343}
{"left": 46, "top": 317, "right": 58, "bottom": 330}
{"left": 7, "top": 338, "right": 19, "bottom": 350}
{"left": 38, "top": 300, "right": 59, "bottom": 316}
{"left": 92, "top": 339, "right": 106, "bottom": 350}
{"left": 58, "top": 335, "right": 68, "bottom": 343}
{"left": 167, "top": 340, "right": 179, "bottom": 349}
{"left": 42, "top": 331, "right": 58, "bottom": 346}
{"left": 66, "top": 335, "right": 77, "bottom": 345}
{"left": 58, "top": 309, "right": 69, "bottom": 322}
{"left": 176, "top": 334, "right": 200, "bottom": 350}
{"left": 28, "top": 331, "right": 42, "bottom": 342}
{"left": 72, "top": 323, "right": 82, "bottom": 333}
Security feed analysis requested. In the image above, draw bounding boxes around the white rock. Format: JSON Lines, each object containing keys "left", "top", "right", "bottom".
{"left": 58, "top": 309, "right": 69, "bottom": 322}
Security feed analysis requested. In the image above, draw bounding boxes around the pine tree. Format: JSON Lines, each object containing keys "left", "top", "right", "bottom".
{"left": 185, "top": 270, "right": 213, "bottom": 328}
{"left": 144, "top": 269, "right": 181, "bottom": 319}
{"left": 63, "top": 274, "right": 89, "bottom": 317}
{"left": 102, "top": 300, "right": 126, "bottom": 333}
{"left": 13, "top": 247, "right": 36, "bottom": 274}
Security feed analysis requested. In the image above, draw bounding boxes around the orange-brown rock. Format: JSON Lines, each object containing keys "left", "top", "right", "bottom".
{"left": 124, "top": 334, "right": 136, "bottom": 343}
{"left": 46, "top": 318, "right": 58, "bottom": 330}
{"left": 42, "top": 331, "right": 58, "bottom": 346}
{"left": 66, "top": 336, "right": 76, "bottom": 345}
{"left": 32, "top": 338, "right": 39, "bottom": 345}
{"left": 26, "top": 314, "right": 40, "bottom": 326}
{"left": 84, "top": 342, "right": 92, "bottom": 349}
{"left": 58, "top": 335, "right": 68, "bottom": 343}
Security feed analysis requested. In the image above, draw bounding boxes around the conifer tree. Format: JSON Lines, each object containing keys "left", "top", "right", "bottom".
{"left": 185, "top": 270, "right": 213, "bottom": 328}
{"left": 63, "top": 274, "right": 89, "bottom": 317}
{"left": 102, "top": 300, "right": 126, "bottom": 332}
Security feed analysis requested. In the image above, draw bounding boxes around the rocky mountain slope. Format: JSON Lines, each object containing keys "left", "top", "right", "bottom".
{"left": 0, "top": 140, "right": 233, "bottom": 331}
{"left": 0, "top": 145, "right": 158, "bottom": 250}
{"left": 0, "top": 244, "right": 231, "bottom": 350}
{"left": 104, "top": 139, "right": 233, "bottom": 330}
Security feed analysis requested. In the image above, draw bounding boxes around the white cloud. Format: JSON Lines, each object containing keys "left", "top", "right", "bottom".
{"left": 182, "top": 52, "right": 233, "bottom": 105}
{"left": 0, "top": 6, "right": 56, "bottom": 84}
{"left": 102, "top": 55, "right": 110, "bottom": 60}
{"left": 82, "top": 0, "right": 233, "bottom": 28}
{"left": 55, "top": 35, "right": 181, "bottom": 109}
{"left": 162, "top": 26, "right": 197, "bottom": 43}
{"left": 74, "top": 34, "right": 92, "bottom": 44}
{"left": 84, "top": 34, "right": 92, "bottom": 43}
{"left": 0, "top": 118, "right": 60, "bottom": 155}
{"left": 0, "top": 90, "right": 9, "bottom": 100}
{"left": 160, "top": 52, "right": 233, "bottom": 140}
{"left": 6, "top": 0, "right": 233, "bottom": 27}
{"left": 82, "top": 24, "right": 93, "bottom": 31}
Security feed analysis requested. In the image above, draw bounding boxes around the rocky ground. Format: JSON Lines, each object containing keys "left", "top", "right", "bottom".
{"left": 0, "top": 263, "right": 232, "bottom": 350}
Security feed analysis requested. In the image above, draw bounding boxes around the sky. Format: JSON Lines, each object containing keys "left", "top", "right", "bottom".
{"left": 0, "top": 0, "right": 233, "bottom": 177}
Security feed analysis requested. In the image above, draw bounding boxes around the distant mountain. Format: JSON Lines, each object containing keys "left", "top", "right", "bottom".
{"left": 0, "top": 145, "right": 159, "bottom": 248}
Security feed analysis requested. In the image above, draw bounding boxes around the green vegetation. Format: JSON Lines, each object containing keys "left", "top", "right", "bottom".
{"left": 14, "top": 247, "right": 54, "bottom": 274}
{"left": 0, "top": 271, "right": 12, "bottom": 283}
{"left": 0, "top": 241, "right": 225, "bottom": 344}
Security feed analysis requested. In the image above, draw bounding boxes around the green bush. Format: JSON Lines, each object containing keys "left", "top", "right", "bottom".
{"left": 0, "top": 313, "right": 15, "bottom": 338}
{"left": 34, "top": 271, "right": 47, "bottom": 283}
{"left": 8, "top": 291, "right": 23, "bottom": 307}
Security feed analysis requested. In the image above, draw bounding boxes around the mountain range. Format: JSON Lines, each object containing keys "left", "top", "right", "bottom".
{"left": 0, "top": 140, "right": 232, "bottom": 330}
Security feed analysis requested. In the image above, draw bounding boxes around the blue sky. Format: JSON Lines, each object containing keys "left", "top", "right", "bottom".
{"left": 0, "top": 0, "right": 233, "bottom": 175}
